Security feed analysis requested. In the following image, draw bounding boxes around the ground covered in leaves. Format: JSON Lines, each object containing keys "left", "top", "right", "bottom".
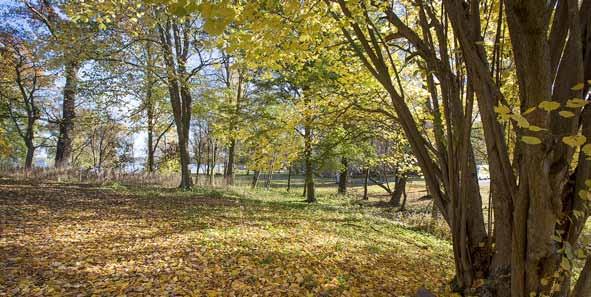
{"left": 0, "top": 179, "right": 454, "bottom": 296}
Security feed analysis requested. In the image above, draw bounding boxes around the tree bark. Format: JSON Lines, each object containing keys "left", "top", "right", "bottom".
{"left": 363, "top": 167, "right": 369, "bottom": 200}
{"left": 287, "top": 166, "right": 292, "bottom": 192}
{"left": 572, "top": 256, "right": 591, "bottom": 297}
{"left": 304, "top": 125, "right": 316, "bottom": 203}
{"left": 264, "top": 169, "right": 272, "bottom": 190}
{"left": 209, "top": 141, "right": 217, "bottom": 186}
{"left": 55, "top": 59, "right": 79, "bottom": 168}
{"left": 145, "top": 42, "right": 156, "bottom": 173}
{"left": 24, "top": 141, "right": 35, "bottom": 170}
{"left": 158, "top": 20, "right": 193, "bottom": 190}
{"left": 251, "top": 170, "right": 260, "bottom": 189}
{"left": 338, "top": 157, "right": 348, "bottom": 195}
{"left": 225, "top": 139, "right": 236, "bottom": 185}
{"left": 389, "top": 175, "right": 407, "bottom": 206}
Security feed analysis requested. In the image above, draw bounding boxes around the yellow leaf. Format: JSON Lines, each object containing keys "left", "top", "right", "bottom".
{"left": 494, "top": 104, "right": 511, "bottom": 114}
{"left": 538, "top": 101, "right": 560, "bottom": 112}
{"left": 571, "top": 83, "right": 585, "bottom": 91}
{"left": 560, "top": 257, "right": 571, "bottom": 271}
{"left": 521, "top": 136, "right": 542, "bottom": 145}
{"left": 523, "top": 107, "right": 536, "bottom": 115}
{"left": 540, "top": 278, "right": 549, "bottom": 286}
{"left": 559, "top": 110, "right": 575, "bottom": 118}
{"left": 562, "top": 135, "right": 587, "bottom": 147}
{"left": 582, "top": 144, "right": 591, "bottom": 156}
{"left": 528, "top": 125, "right": 546, "bottom": 132}
{"left": 510, "top": 114, "right": 530, "bottom": 128}
{"left": 565, "top": 98, "right": 588, "bottom": 108}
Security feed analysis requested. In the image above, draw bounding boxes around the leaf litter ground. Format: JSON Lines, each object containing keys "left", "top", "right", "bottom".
{"left": 0, "top": 179, "right": 454, "bottom": 296}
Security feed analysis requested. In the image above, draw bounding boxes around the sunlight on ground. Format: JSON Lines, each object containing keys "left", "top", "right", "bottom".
{"left": 0, "top": 180, "right": 455, "bottom": 296}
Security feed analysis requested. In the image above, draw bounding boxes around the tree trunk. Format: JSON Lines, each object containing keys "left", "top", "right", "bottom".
{"left": 225, "top": 139, "right": 235, "bottom": 185}
{"left": 399, "top": 185, "right": 407, "bottom": 211}
{"left": 147, "top": 126, "right": 154, "bottom": 172}
{"left": 225, "top": 70, "right": 242, "bottom": 186}
{"left": 24, "top": 141, "right": 34, "bottom": 170}
{"left": 178, "top": 132, "right": 192, "bottom": 189}
{"left": 572, "top": 256, "right": 591, "bottom": 297}
{"left": 338, "top": 157, "right": 348, "bottom": 195}
{"left": 304, "top": 126, "right": 316, "bottom": 203}
{"left": 389, "top": 175, "right": 407, "bottom": 206}
{"left": 251, "top": 170, "right": 260, "bottom": 189}
{"left": 195, "top": 136, "right": 203, "bottom": 185}
{"left": 210, "top": 142, "right": 217, "bottom": 186}
{"left": 287, "top": 166, "right": 292, "bottom": 192}
{"left": 265, "top": 169, "right": 272, "bottom": 190}
{"left": 363, "top": 167, "right": 369, "bottom": 200}
{"left": 55, "top": 59, "right": 79, "bottom": 168}
{"left": 145, "top": 43, "right": 156, "bottom": 173}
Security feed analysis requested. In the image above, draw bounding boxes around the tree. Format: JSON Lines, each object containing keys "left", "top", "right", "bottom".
{"left": 442, "top": 0, "right": 591, "bottom": 296}
{"left": 325, "top": 1, "right": 591, "bottom": 296}
{"left": 154, "top": 12, "right": 215, "bottom": 189}
{"left": 21, "top": 0, "right": 87, "bottom": 168}
{"left": 71, "top": 109, "right": 127, "bottom": 171}
{"left": 0, "top": 34, "right": 49, "bottom": 169}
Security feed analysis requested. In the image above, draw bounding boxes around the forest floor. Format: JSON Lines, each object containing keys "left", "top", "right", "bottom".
{"left": 0, "top": 177, "right": 455, "bottom": 297}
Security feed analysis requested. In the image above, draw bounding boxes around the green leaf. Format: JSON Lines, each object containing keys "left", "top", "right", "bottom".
{"left": 521, "top": 136, "right": 542, "bottom": 145}
{"left": 538, "top": 101, "right": 560, "bottom": 112}
{"left": 98, "top": 23, "right": 107, "bottom": 30}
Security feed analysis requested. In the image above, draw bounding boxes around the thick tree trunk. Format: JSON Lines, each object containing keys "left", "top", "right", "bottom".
{"left": 178, "top": 133, "right": 192, "bottom": 189}
{"left": 572, "top": 256, "right": 591, "bottom": 297}
{"left": 55, "top": 60, "right": 79, "bottom": 168}
{"left": 338, "top": 157, "right": 348, "bottom": 195}
{"left": 225, "top": 139, "right": 235, "bottom": 185}
{"left": 24, "top": 141, "right": 34, "bottom": 170}
{"left": 389, "top": 175, "right": 407, "bottom": 206}
{"left": 158, "top": 20, "right": 193, "bottom": 190}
